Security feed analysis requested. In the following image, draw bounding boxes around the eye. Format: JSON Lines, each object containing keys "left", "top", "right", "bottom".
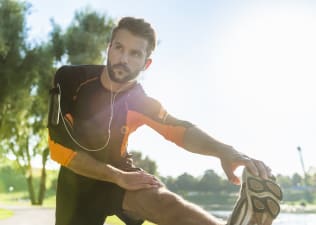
{"left": 114, "top": 44, "right": 122, "bottom": 50}
{"left": 131, "top": 50, "right": 143, "bottom": 58}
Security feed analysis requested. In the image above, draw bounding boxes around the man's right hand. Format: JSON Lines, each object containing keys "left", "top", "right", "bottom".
{"left": 67, "top": 151, "right": 162, "bottom": 191}
{"left": 115, "top": 170, "right": 163, "bottom": 191}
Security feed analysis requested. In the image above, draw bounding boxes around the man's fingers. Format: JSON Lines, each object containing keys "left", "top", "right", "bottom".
{"left": 131, "top": 172, "right": 162, "bottom": 190}
{"left": 255, "top": 160, "right": 269, "bottom": 180}
{"left": 144, "top": 175, "right": 161, "bottom": 186}
{"left": 243, "top": 157, "right": 272, "bottom": 180}
{"left": 221, "top": 149, "right": 273, "bottom": 185}
{"left": 222, "top": 164, "right": 240, "bottom": 185}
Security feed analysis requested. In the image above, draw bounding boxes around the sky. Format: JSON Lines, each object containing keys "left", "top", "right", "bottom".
{"left": 26, "top": 0, "right": 316, "bottom": 178}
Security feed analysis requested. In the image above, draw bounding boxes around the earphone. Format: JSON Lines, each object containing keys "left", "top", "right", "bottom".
{"left": 57, "top": 79, "right": 120, "bottom": 152}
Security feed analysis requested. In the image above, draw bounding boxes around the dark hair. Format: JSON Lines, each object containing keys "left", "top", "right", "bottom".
{"left": 111, "top": 17, "right": 156, "bottom": 57}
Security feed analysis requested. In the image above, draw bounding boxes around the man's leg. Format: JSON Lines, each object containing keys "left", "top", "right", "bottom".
{"left": 122, "top": 186, "right": 225, "bottom": 225}
{"left": 55, "top": 167, "right": 109, "bottom": 225}
{"left": 56, "top": 167, "right": 127, "bottom": 225}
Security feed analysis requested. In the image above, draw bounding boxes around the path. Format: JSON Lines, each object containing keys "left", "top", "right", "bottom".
{"left": 0, "top": 205, "right": 54, "bottom": 225}
{"left": 0, "top": 205, "right": 111, "bottom": 225}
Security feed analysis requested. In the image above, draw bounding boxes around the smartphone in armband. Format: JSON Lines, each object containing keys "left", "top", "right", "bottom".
{"left": 48, "top": 86, "right": 61, "bottom": 126}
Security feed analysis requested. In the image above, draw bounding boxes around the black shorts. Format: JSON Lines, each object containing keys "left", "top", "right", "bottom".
{"left": 55, "top": 167, "right": 125, "bottom": 225}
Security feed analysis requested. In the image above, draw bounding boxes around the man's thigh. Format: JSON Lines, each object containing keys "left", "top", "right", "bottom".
{"left": 55, "top": 167, "right": 125, "bottom": 225}
{"left": 122, "top": 187, "right": 186, "bottom": 224}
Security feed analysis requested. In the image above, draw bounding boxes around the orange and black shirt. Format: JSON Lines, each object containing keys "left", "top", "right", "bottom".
{"left": 48, "top": 65, "right": 193, "bottom": 170}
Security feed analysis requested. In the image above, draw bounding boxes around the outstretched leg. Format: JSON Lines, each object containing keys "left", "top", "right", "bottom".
{"left": 122, "top": 187, "right": 225, "bottom": 225}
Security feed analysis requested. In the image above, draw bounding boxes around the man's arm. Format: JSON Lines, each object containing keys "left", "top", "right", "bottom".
{"left": 66, "top": 151, "right": 161, "bottom": 190}
{"left": 183, "top": 126, "right": 271, "bottom": 184}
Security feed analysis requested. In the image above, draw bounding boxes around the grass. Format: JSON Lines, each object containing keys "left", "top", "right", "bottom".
{"left": 0, "top": 192, "right": 157, "bottom": 224}
{"left": 0, "top": 192, "right": 31, "bottom": 206}
{"left": 0, "top": 207, "right": 157, "bottom": 224}
{"left": 0, "top": 208, "right": 13, "bottom": 220}
{"left": 106, "top": 216, "right": 156, "bottom": 225}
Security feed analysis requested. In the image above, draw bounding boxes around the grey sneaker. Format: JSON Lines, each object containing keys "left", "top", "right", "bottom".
{"left": 227, "top": 168, "right": 282, "bottom": 225}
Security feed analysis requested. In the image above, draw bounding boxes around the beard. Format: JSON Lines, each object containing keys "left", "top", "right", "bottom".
{"left": 107, "top": 59, "right": 142, "bottom": 83}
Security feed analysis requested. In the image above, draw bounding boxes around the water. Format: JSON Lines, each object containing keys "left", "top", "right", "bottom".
{"left": 211, "top": 211, "right": 316, "bottom": 225}
{"left": 274, "top": 213, "right": 316, "bottom": 225}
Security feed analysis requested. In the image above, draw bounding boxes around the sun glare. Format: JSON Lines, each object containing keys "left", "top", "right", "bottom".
{"left": 208, "top": 4, "right": 316, "bottom": 174}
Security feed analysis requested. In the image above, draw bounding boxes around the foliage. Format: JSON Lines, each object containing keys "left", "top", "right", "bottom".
{"left": 130, "top": 151, "right": 158, "bottom": 175}
{"left": 50, "top": 7, "right": 114, "bottom": 64}
{"left": 0, "top": 0, "right": 55, "bottom": 205}
{"left": 0, "top": 0, "right": 114, "bottom": 205}
{"left": 0, "top": 0, "right": 31, "bottom": 109}
{"left": 161, "top": 169, "right": 238, "bottom": 195}
{"left": 161, "top": 170, "right": 316, "bottom": 206}
{"left": 0, "top": 165, "right": 27, "bottom": 192}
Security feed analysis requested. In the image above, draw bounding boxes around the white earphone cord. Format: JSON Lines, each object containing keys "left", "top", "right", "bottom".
{"left": 57, "top": 82, "right": 118, "bottom": 152}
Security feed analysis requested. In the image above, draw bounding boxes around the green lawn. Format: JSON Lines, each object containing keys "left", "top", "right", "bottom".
{"left": 0, "top": 208, "right": 13, "bottom": 220}
{"left": 106, "top": 216, "right": 156, "bottom": 225}
{"left": 0, "top": 192, "right": 156, "bottom": 224}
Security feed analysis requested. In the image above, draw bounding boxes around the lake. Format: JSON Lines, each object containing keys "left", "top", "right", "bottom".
{"left": 211, "top": 211, "right": 316, "bottom": 225}
{"left": 274, "top": 213, "right": 316, "bottom": 225}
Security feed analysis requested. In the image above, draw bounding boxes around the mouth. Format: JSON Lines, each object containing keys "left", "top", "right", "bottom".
{"left": 113, "top": 64, "right": 130, "bottom": 73}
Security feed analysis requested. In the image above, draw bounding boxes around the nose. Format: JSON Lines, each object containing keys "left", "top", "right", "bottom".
{"left": 119, "top": 52, "right": 129, "bottom": 64}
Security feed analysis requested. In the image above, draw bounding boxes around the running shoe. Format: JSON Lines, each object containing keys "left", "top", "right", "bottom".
{"left": 226, "top": 168, "right": 282, "bottom": 225}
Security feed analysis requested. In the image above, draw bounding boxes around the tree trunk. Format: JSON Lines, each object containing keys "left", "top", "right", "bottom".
{"left": 37, "top": 148, "right": 49, "bottom": 205}
{"left": 26, "top": 173, "right": 37, "bottom": 205}
{"left": 25, "top": 138, "right": 37, "bottom": 205}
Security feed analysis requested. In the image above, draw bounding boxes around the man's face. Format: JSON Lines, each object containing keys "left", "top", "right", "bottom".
{"left": 107, "top": 29, "right": 150, "bottom": 83}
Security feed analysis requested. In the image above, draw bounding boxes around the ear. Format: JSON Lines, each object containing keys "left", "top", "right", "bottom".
{"left": 143, "top": 58, "right": 152, "bottom": 70}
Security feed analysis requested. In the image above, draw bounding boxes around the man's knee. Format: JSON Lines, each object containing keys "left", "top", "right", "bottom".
{"left": 123, "top": 187, "right": 218, "bottom": 224}
{"left": 123, "top": 188, "right": 185, "bottom": 221}
{"left": 157, "top": 189, "right": 186, "bottom": 209}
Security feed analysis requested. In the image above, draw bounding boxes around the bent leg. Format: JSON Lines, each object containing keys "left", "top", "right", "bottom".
{"left": 123, "top": 187, "right": 225, "bottom": 225}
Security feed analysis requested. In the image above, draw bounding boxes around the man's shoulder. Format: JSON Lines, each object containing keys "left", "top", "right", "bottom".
{"left": 127, "top": 83, "right": 163, "bottom": 112}
{"left": 54, "top": 65, "right": 105, "bottom": 89}
{"left": 55, "top": 64, "right": 104, "bottom": 77}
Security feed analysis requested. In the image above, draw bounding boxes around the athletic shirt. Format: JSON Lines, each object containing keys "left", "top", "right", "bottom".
{"left": 48, "top": 65, "right": 193, "bottom": 171}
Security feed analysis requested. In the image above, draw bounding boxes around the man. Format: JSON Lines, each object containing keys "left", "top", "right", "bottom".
{"left": 48, "top": 17, "right": 281, "bottom": 225}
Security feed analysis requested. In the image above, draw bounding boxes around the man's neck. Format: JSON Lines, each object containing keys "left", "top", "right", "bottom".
{"left": 100, "top": 66, "right": 136, "bottom": 92}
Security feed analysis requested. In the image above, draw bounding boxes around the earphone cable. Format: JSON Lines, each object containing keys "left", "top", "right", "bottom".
{"left": 57, "top": 81, "right": 118, "bottom": 152}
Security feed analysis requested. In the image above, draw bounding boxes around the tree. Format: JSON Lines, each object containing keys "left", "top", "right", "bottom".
{"left": 276, "top": 174, "right": 293, "bottom": 189}
{"left": 0, "top": 44, "right": 54, "bottom": 204}
{"left": 161, "top": 176, "right": 178, "bottom": 192}
{"left": 0, "top": 0, "right": 55, "bottom": 205}
{"left": 0, "top": 0, "right": 115, "bottom": 205}
{"left": 292, "top": 173, "right": 303, "bottom": 187}
{"left": 130, "top": 151, "right": 158, "bottom": 175}
{"left": 0, "top": 0, "right": 33, "bottom": 122}
{"left": 198, "top": 170, "right": 223, "bottom": 192}
{"left": 50, "top": 7, "right": 114, "bottom": 65}
{"left": 175, "top": 173, "right": 198, "bottom": 192}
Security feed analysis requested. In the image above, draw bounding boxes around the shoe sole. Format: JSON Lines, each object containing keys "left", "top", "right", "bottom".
{"left": 245, "top": 170, "right": 283, "bottom": 219}
{"left": 228, "top": 183, "right": 253, "bottom": 225}
{"left": 227, "top": 169, "right": 283, "bottom": 225}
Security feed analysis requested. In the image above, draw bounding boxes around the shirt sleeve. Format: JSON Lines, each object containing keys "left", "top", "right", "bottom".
{"left": 126, "top": 85, "right": 194, "bottom": 148}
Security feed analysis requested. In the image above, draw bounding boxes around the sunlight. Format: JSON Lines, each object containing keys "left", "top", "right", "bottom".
{"left": 208, "top": 4, "right": 316, "bottom": 175}
{"left": 217, "top": 5, "right": 316, "bottom": 105}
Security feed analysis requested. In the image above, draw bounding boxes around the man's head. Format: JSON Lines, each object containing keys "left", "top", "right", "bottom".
{"left": 110, "top": 17, "right": 156, "bottom": 57}
{"left": 107, "top": 17, "right": 156, "bottom": 83}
